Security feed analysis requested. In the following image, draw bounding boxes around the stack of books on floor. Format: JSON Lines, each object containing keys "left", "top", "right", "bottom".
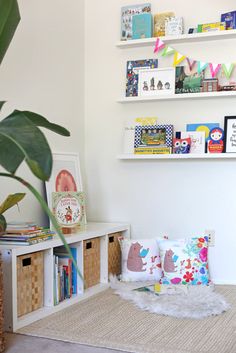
{"left": 0, "top": 221, "right": 55, "bottom": 245}
{"left": 54, "top": 247, "right": 77, "bottom": 305}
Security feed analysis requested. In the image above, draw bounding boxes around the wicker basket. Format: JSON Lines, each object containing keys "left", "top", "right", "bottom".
{"left": 83, "top": 238, "right": 100, "bottom": 289}
{"left": 108, "top": 232, "right": 122, "bottom": 276}
{"left": 0, "top": 252, "right": 5, "bottom": 353}
{"left": 17, "top": 251, "right": 44, "bottom": 317}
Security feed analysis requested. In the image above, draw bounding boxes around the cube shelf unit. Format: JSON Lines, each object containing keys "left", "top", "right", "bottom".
{"left": 1, "top": 222, "right": 130, "bottom": 332}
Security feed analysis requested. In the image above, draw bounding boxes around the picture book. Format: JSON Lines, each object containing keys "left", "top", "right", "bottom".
{"left": 186, "top": 123, "right": 220, "bottom": 143}
{"left": 126, "top": 59, "right": 158, "bottom": 97}
{"left": 181, "top": 131, "right": 205, "bottom": 154}
{"left": 123, "top": 117, "right": 158, "bottom": 154}
{"left": 221, "top": 11, "right": 236, "bottom": 30}
{"left": 134, "top": 124, "right": 173, "bottom": 153}
{"left": 121, "top": 3, "right": 151, "bottom": 41}
{"left": 175, "top": 66, "right": 205, "bottom": 94}
{"left": 197, "top": 22, "right": 225, "bottom": 33}
{"left": 153, "top": 12, "right": 175, "bottom": 37}
{"left": 52, "top": 191, "right": 86, "bottom": 229}
{"left": 165, "top": 17, "right": 184, "bottom": 36}
{"left": 132, "top": 13, "right": 152, "bottom": 39}
{"left": 173, "top": 137, "right": 191, "bottom": 154}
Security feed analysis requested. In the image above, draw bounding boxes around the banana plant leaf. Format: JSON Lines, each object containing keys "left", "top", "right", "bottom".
{"left": 0, "top": 110, "right": 70, "bottom": 181}
{"left": 0, "top": 192, "right": 25, "bottom": 214}
{"left": 0, "top": 214, "right": 6, "bottom": 233}
{"left": 0, "top": 0, "right": 20, "bottom": 65}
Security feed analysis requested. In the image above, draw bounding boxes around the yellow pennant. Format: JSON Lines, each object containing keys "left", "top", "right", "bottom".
{"left": 173, "top": 51, "right": 186, "bottom": 67}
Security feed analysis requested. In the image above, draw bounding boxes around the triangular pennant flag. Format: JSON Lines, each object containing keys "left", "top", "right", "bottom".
{"left": 161, "top": 46, "right": 175, "bottom": 57}
{"left": 222, "top": 63, "right": 234, "bottom": 79}
{"left": 153, "top": 37, "right": 165, "bottom": 54}
{"left": 197, "top": 61, "right": 208, "bottom": 74}
{"left": 173, "top": 52, "right": 186, "bottom": 67}
{"left": 209, "top": 63, "right": 221, "bottom": 78}
{"left": 186, "top": 58, "right": 196, "bottom": 71}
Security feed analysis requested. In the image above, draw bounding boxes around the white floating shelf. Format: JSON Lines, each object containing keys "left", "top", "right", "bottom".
{"left": 118, "top": 91, "right": 236, "bottom": 103}
{"left": 117, "top": 153, "right": 236, "bottom": 160}
{"left": 116, "top": 30, "right": 236, "bottom": 48}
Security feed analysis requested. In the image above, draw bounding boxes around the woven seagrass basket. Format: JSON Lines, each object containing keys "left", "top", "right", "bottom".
{"left": 108, "top": 232, "right": 121, "bottom": 276}
{"left": 83, "top": 238, "right": 100, "bottom": 289}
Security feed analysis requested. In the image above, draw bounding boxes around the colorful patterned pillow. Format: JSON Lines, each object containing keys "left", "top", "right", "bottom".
{"left": 157, "top": 236, "right": 209, "bottom": 285}
{"left": 119, "top": 238, "right": 162, "bottom": 282}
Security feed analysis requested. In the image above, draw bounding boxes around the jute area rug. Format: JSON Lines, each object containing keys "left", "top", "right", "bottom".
{"left": 18, "top": 286, "right": 236, "bottom": 353}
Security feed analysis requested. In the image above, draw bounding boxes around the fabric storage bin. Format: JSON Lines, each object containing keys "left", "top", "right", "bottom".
{"left": 17, "top": 251, "right": 44, "bottom": 317}
{"left": 108, "top": 232, "right": 121, "bottom": 276}
{"left": 83, "top": 238, "right": 100, "bottom": 289}
{"left": 0, "top": 252, "right": 4, "bottom": 352}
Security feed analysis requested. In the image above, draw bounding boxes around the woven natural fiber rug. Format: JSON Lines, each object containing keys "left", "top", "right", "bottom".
{"left": 18, "top": 286, "right": 236, "bottom": 353}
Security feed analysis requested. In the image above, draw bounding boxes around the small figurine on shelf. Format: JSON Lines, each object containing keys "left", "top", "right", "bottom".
{"left": 173, "top": 138, "right": 191, "bottom": 154}
{"left": 150, "top": 77, "right": 155, "bottom": 90}
{"left": 157, "top": 80, "right": 163, "bottom": 90}
{"left": 207, "top": 127, "right": 224, "bottom": 153}
{"left": 143, "top": 81, "right": 148, "bottom": 91}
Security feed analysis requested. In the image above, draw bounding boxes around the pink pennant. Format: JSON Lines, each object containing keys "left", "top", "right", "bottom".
{"left": 209, "top": 63, "right": 221, "bottom": 78}
{"left": 186, "top": 58, "right": 196, "bottom": 71}
{"left": 153, "top": 38, "right": 165, "bottom": 54}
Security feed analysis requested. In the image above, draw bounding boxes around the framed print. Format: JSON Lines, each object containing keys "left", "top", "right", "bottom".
{"left": 46, "top": 152, "right": 83, "bottom": 212}
{"left": 224, "top": 116, "right": 236, "bottom": 152}
{"left": 134, "top": 124, "right": 173, "bottom": 148}
{"left": 138, "top": 67, "right": 175, "bottom": 97}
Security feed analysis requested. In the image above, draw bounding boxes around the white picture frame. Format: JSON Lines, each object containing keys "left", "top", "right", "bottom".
{"left": 45, "top": 152, "right": 83, "bottom": 212}
{"left": 138, "top": 67, "right": 175, "bottom": 97}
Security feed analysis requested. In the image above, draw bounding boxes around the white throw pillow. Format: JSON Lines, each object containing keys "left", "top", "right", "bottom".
{"left": 119, "top": 238, "right": 162, "bottom": 282}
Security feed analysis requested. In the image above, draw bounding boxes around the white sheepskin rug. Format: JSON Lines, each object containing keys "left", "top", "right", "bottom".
{"left": 110, "top": 277, "right": 230, "bottom": 319}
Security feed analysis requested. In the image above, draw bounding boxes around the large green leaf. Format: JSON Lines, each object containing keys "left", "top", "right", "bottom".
{"left": 0, "top": 214, "right": 6, "bottom": 233}
{"left": 0, "top": 111, "right": 52, "bottom": 180}
{"left": 0, "top": 0, "right": 20, "bottom": 65}
{"left": 0, "top": 192, "right": 25, "bottom": 214}
{"left": 0, "top": 101, "right": 6, "bottom": 111}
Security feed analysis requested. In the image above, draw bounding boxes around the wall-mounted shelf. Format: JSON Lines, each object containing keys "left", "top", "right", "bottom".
{"left": 116, "top": 30, "right": 236, "bottom": 49}
{"left": 117, "top": 153, "right": 236, "bottom": 160}
{"left": 118, "top": 90, "right": 236, "bottom": 103}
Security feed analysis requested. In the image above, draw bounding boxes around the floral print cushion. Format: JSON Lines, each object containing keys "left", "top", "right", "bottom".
{"left": 158, "top": 236, "right": 210, "bottom": 285}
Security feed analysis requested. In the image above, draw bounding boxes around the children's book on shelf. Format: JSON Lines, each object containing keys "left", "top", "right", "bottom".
{"left": 52, "top": 191, "right": 86, "bottom": 230}
{"left": 180, "top": 131, "right": 205, "bottom": 154}
{"left": 153, "top": 12, "right": 175, "bottom": 37}
{"left": 123, "top": 117, "right": 158, "bottom": 154}
{"left": 197, "top": 22, "right": 225, "bottom": 33}
{"left": 175, "top": 66, "right": 205, "bottom": 94}
{"left": 165, "top": 17, "right": 184, "bottom": 36}
{"left": 207, "top": 127, "right": 224, "bottom": 153}
{"left": 221, "top": 11, "right": 236, "bottom": 30}
{"left": 132, "top": 13, "right": 152, "bottom": 39}
{"left": 186, "top": 123, "right": 220, "bottom": 143}
{"left": 121, "top": 3, "right": 151, "bottom": 41}
{"left": 173, "top": 137, "right": 191, "bottom": 154}
{"left": 134, "top": 124, "right": 173, "bottom": 154}
{"left": 126, "top": 59, "right": 158, "bottom": 97}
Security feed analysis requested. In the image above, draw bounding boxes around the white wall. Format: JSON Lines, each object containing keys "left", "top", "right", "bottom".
{"left": 84, "top": 0, "right": 236, "bottom": 284}
{"left": 0, "top": 0, "right": 85, "bottom": 226}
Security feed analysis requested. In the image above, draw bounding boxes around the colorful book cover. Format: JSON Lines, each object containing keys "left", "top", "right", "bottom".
{"left": 221, "top": 11, "right": 236, "bottom": 30}
{"left": 198, "top": 22, "right": 225, "bottom": 33}
{"left": 153, "top": 12, "right": 175, "bottom": 37}
{"left": 175, "top": 66, "right": 204, "bottom": 94}
{"left": 132, "top": 13, "right": 152, "bottom": 39}
{"left": 134, "top": 124, "right": 173, "bottom": 150}
{"left": 186, "top": 123, "right": 220, "bottom": 143}
{"left": 165, "top": 17, "right": 183, "bottom": 36}
{"left": 123, "top": 117, "right": 158, "bottom": 153}
{"left": 121, "top": 3, "right": 151, "bottom": 40}
{"left": 181, "top": 131, "right": 205, "bottom": 154}
{"left": 134, "top": 147, "right": 171, "bottom": 154}
{"left": 126, "top": 59, "right": 158, "bottom": 97}
{"left": 52, "top": 191, "right": 86, "bottom": 228}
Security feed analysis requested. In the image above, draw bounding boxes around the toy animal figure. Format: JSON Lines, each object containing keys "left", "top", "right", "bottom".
{"left": 173, "top": 137, "right": 191, "bottom": 154}
{"left": 127, "top": 242, "right": 147, "bottom": 272}
{"left": 163, "top": 249, "right": 177, "bottom": 273}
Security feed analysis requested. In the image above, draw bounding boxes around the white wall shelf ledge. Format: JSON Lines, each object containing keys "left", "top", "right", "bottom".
{"left": 118, "top": 91, "right": 236, "bottom": 103}
{"left": 117, "top": 153, "right": 236, "bottom": 160}
{"left": 116, "top": 30, "right": 236, "bottom": 48}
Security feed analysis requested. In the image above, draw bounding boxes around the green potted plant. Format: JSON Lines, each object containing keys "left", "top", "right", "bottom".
{"left": 0, "top": 0, "right": 82, "bottom": 278}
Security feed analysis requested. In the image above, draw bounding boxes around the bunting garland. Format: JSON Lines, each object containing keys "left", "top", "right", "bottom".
{"left": 153, "top": 37, "right": 235, "bottom": 79}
